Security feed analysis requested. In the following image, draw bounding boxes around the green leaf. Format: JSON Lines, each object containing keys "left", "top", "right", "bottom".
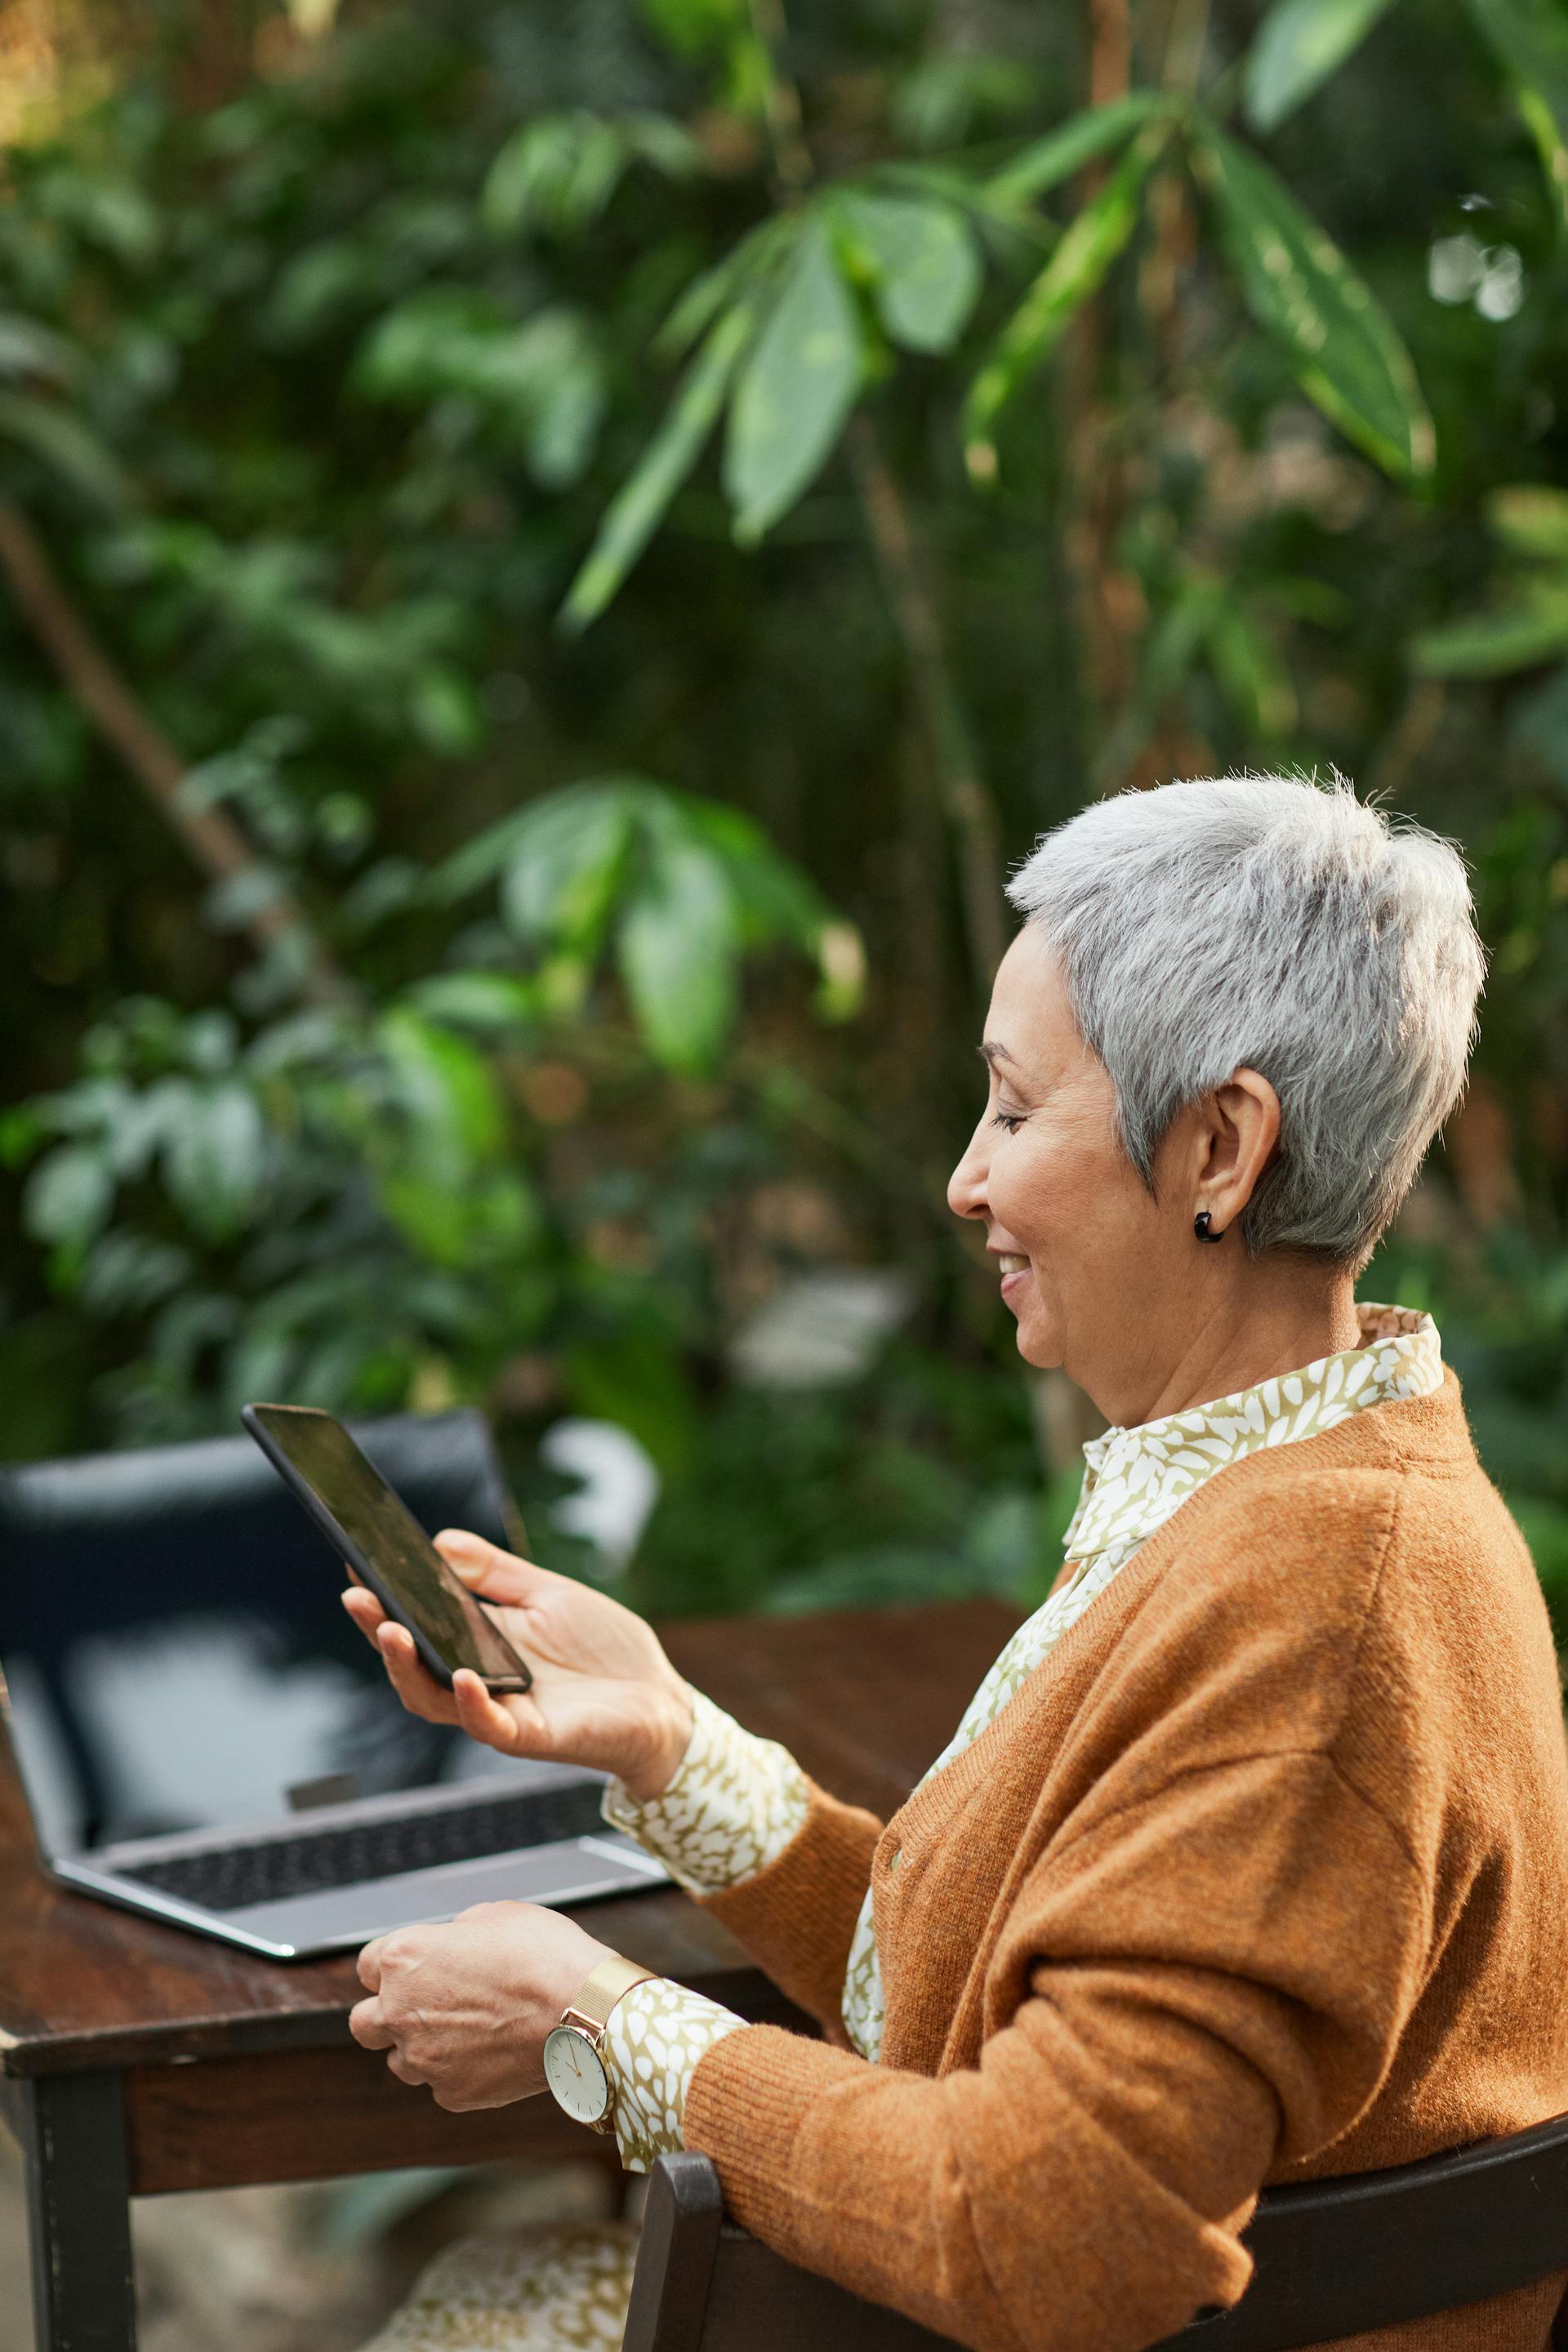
{"left": 835, "top": 191, "right": 982, "bottom": 354}
{"left": 985, "top": 94, "right": 1167, "bottom": 209}
{"left": 483, "top": 111, "right": 699, "bottom": 238}
{"left": 400, "top": 973, "right": 541, "bottom": 1031}
{"left": 560, "top": 302, "right": 754, "bottom": 631}
{"left": 24, "top": 1146, "right": 114, "bottom": 1252}
{"left": 1412, "top": 590, "right": 1568, "bottom": 677}
{"left": 163, "top": 1085, "right": 267, "bottom": 1238}
{"left": 1490, "top": 484, "right": 1568, "bottom": 560}
{"left": 1192, "top": 129, "right": 1435, "bottom": 479}
{"left": 0, "top": 394, "right": 131, "bottom": 507}
{"left": 380, "top": 1010, "right": 506, "bottom": 1167}
{"left": 723, "top": 217, "right": 863, "bottom": 543}
{"left": 1243, "top": 0, "right": 1400, "bottom": 135}
{"left": 656, "top": 221, "right": 786, "bottom": 359}
{"left": 678, "top": 797, "right": 831, "bottom": 948}
{"left": 965, "top": 130, "right": 1165, "bottom": 476}
{"left": 482, "top": 114, "right": 629, "bottom": 237}
{"left": 617, "top": 837, "right": 737, "bottom": 1072}
{"left": 501, "top": 786, "right": 637, "bottom": 948}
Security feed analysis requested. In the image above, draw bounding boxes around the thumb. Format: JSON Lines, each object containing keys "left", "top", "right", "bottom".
{"left": 434, "top": 1529, "right": 545, "bottom": 1605}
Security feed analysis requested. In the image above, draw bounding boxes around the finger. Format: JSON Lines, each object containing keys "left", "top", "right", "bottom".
{"left": 434, "top": 1530, "right": 550, "bottom": 1606}
{"left": 356, "top": 1939, "right": 384, "bottom": 1991}
{"left": 350, "top": 1997, "right": 394, "bottom": 2050}
{"left": 341, "top": 1587, "right": 386, "bottom": 1642}
{"left": 376, "top": 1622, "right": 457, "bottom": 1724}
{"left": 386, "top": 2051, "right": 428, "bottom": 2087}
{"left": 452, "top": 1670, "right": 544, "bottom": 1758}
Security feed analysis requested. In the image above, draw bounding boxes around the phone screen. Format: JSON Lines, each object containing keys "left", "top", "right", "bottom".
{"left": 243, "top": 1403, "right": 531, "bottom": 1692}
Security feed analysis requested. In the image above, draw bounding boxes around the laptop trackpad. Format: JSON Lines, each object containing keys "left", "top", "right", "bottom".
{"left": 220, "top": 1835, "right": 667, "bottom": 1955}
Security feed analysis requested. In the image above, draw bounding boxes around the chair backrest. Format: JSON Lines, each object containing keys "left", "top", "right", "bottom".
{"left": 624, "top": 2115, "right": 1568, "bottom": 2352}
{"left": 0, "top": 1409, "right": 522, "bottom": 1836}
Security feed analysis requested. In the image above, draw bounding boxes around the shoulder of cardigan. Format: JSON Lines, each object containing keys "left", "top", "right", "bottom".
{"left": 877, "top": 1374, "right": 1477, "bottom": 1855}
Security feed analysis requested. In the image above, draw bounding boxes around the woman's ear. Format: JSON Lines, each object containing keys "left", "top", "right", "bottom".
{"left": 1198, "top": 1067, "right": 1282, "bottom": 1234}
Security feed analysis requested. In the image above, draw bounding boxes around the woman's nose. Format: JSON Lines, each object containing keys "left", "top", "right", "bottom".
{"left": 947, "top": 1127, "right": 990, "bottom": 1222}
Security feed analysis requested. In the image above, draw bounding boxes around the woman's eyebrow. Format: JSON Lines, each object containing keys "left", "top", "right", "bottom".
{"left": 978, "top": 1041, "right": 1017, "bottom": 1069}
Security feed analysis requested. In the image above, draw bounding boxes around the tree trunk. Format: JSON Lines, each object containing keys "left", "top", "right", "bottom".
{"left": 0, "top": 500, "right": 352, "bottom": 1010}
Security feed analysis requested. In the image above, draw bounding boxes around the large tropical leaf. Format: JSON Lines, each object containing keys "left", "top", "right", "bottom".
{"left": 1244, "top": 0, "right": 1401, "bottom": 134}
{"left": 1192, "top": 128, "right": 1435, "bottom": 479}
{"left": 835, "top": 190, "right": 982, "bottom": 354}
{"left": 964, "top": 129, "right": 1166, "bottom": 478}
{"left": 616, "top": 833, "right": 737, "bottom": 1073}
{"left": 560, "top": 301, "right": 754, "bottom": 630}
{"left": 723, "top": 217, "right": 862, "bottom": 543}
{"left": 434, "top": 779, "right": 638, "bottom": 954}
{"left": 985, "top": 94, "right": 1166, "bottom": 209}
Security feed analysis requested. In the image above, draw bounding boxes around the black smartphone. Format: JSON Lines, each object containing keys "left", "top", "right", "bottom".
{"left": 242, "top": 1402, "right": 532, "bottom": 1695}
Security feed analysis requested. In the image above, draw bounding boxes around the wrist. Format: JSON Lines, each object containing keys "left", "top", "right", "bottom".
{"left": 621, "top": 1681, "right": 694, "bottom": 1804}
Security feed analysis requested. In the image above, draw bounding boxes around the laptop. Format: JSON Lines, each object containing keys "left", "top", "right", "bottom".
{"left": 0, "top": 1413, "right": 668, "bottom": 1959}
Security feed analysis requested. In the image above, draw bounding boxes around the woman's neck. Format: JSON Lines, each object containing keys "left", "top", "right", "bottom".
{"left": 1096, "top": 1267, "right": 1362, "bottom": 1432}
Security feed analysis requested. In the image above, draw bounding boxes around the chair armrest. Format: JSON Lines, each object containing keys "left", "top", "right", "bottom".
{"left": 623, "top": 2153, "right": 960, "bottom": 2352}
{"left": 622, "top": 2155, "right": 724, "bottom": 2352}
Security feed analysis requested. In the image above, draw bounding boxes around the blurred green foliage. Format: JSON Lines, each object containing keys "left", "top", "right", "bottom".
{"left": 3, "top": 0, "right": 1568, "bottom": 1634}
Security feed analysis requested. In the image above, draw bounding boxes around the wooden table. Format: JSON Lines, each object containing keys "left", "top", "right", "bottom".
{"left": 0, "top": 1600, "right": 1018, "bottom": 2352}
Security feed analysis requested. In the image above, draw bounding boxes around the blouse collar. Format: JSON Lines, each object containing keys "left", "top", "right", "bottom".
{"left": 1063, "top": 1304, "right": 1443, "bottom": 1565}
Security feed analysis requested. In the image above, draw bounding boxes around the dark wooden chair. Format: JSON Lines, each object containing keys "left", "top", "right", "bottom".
{"left": 622, "top": 2116, "right": 1568, "bottom": 2352}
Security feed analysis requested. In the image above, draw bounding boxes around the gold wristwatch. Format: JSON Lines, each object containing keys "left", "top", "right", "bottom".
{"left": 542, "top": 1953, "right": 658, "bottom": 2134}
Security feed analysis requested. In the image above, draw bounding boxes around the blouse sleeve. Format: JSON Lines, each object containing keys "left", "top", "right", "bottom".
{"left": 599, "top": 1688, "right": 810, "bottom": 1892}
{"left": 602, "top": 1976, "right": 747, "bottom": 2173}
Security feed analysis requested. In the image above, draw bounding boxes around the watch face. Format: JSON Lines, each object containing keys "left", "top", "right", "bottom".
{"left": 544, "top": 2025, "right": 611, "bottom": 2125}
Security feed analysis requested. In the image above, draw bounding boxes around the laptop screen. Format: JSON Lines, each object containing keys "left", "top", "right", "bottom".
{"left": 0, "top": 1417, "right": 546, "bottom": 1857}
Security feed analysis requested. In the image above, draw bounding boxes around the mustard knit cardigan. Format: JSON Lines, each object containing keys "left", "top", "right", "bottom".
{"left": 683, "top": 1374, "right": 1568, "bottom": 2352}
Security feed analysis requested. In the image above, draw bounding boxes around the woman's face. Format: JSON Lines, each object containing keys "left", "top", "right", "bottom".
{"left": 947, "top": 927, "right": 1187, "bottom": 1401}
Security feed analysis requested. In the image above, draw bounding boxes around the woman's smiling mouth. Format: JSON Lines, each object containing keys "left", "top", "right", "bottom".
{"left": 996, "top": 1252, "right": 1030, "bottom": 1298}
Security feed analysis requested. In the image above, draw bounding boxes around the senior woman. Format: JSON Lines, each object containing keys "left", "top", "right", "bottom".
{"left": 345, "top": 774, "right": 1568, "bottom": 2352}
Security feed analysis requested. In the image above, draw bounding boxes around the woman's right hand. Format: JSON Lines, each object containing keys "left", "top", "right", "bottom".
{"left": 341, "top": 1532, "right": 693, "bottom": 1802}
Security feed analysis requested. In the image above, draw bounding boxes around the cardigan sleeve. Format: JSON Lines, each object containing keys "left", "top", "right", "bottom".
{"left": 697, "top": 1779, "right": 884, "bottom": 2040}
{"left": 681, "top": 1748, "right": 1431, "bottom": 2352}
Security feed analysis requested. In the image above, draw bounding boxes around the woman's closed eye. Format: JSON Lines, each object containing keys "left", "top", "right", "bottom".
{"left": 991, "top": 1107, "right": 1027, "bottom": 1134}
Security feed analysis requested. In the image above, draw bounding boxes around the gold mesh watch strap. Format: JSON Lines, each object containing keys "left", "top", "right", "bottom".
{"left": 564, "top": 1953, "right": 659, "bottom": 2033}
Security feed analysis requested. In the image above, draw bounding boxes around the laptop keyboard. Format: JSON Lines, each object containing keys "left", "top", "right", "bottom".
{"left": 116, "top": 1780, "right": 611, "bottom": 1913}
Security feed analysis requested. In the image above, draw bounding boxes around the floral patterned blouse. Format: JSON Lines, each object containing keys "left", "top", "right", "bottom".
{"left": 599, "top": 1303, "right": 1443, "bottom": 2166}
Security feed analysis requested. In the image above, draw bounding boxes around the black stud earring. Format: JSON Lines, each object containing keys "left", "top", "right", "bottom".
{"left": 1194, "top": 1210, "right": 1224, "bottom": 1243}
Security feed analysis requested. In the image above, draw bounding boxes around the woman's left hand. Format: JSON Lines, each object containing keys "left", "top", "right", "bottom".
{"left": 349, "top": 1902, "right": 616, "bottom": 2109}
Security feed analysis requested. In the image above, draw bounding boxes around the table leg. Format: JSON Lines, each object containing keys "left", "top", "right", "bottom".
{"left": 14, "top": 2072, "right": 137, "bottom": 2352}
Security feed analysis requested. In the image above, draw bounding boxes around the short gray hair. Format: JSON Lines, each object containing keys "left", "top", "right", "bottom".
{"left": 1007, "top": 775, "right": 1486, "bottom": 1266}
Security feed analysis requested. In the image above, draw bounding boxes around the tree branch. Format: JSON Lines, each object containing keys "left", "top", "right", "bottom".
{"left": 0, "top": 498, "right": 353, "bottom": 1010}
